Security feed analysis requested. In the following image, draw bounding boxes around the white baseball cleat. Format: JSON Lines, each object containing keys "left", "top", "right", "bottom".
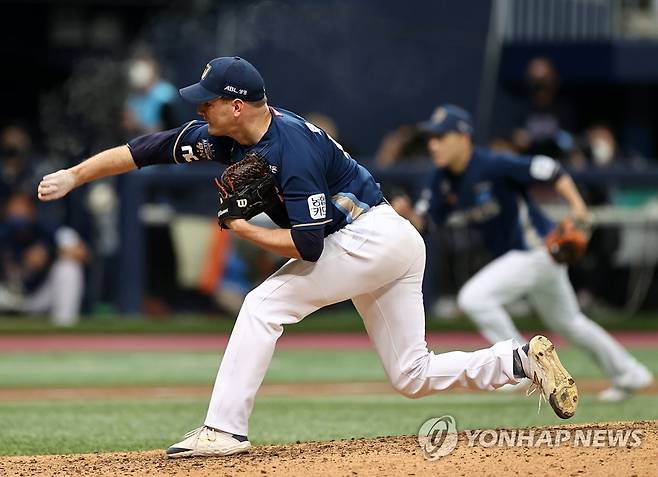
{"left": 525, "top": 335, "right": 579, "bottom": 419}
{"left": 166, "top": 426, "right": 251, "bottom": 458}
{"left": 598, "top": 365, "right": 653, "bottom": 402}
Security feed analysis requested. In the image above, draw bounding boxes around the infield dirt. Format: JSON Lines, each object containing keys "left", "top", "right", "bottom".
{"left": 1, "top": 420, "right": 655, "bottom": 477}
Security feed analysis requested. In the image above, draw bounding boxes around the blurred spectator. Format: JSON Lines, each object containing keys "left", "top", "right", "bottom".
{"left": 511, "top": 57, "right": 577, "bottom": 160}
{"left": 571, "top": 123, "right": 648, "bottom": 173}
{"left": 122, "top": 50, "right": 179, "bottom": 135}
{"left": 567, "top": 123, "right": 648, "bottom": 206}
{"left": 305, "top": 112, "right": 339, "bottom": 141}
{"left": 566, "top": 123, "right": 649, "bottom": 310}
{"left": 0, "top": 193, "right": 88, "bottom": 326}
{"left": 121, "top": 50, "right": 180, "bottom": 314}
{"left": 488, "top": 135, "right": 518, "bottom": 154}
{"left": 0, "top": 124, "right": 40, "bottom": 201}
{"left": 304, "top": 111, "right": 359, "bottom": 156}
{"left": 374, "top": 125, "right": 431, "bottom": 167}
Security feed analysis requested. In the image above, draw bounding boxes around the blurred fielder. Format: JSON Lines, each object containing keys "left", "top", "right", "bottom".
{"left": 39, "top": 57, "right": 578, "bottom": 458}
{"left": 393, "top": 104, "right": 652, "bottom": 402}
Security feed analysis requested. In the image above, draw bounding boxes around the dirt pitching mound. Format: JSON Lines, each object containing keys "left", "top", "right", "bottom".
{"left": 1, "top": 421, "right": 655, "bottom": 477}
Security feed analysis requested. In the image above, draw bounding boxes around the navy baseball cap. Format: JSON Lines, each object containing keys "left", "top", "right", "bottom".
{"left": 179, "top": 56, "right": 266, "bottom": 104}
{"left": 419, "top": 104, "right": 473, "bottom": 136}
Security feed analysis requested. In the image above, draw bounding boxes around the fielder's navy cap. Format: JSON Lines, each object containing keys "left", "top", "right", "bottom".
{"left": 179, "top": 56, "right": 266, "bottom": 104}
{"left": 419, "top": 104, "right": 473, "bottom": 136}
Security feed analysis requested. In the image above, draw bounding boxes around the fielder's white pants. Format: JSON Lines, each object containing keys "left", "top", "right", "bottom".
{"left": 24, "top": 258, "right": 84, "bottom": 327}
{"left": 457, "top": 248, "right": 642, "bottom": 384}
{"left": 205, "top": 204, "right": 518, "bottom": 436}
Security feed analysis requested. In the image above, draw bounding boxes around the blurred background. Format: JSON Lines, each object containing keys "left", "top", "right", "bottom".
{"left": 2, "top": 0, "right": 658, "bottom": 325}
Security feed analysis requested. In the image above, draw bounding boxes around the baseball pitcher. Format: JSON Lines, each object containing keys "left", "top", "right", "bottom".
{"left": 39, "top": 58, "right": 578, "bottom": 458}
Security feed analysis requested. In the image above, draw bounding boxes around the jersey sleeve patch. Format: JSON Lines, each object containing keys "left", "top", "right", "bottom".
{"left": 128, "top": 120, "right": 233, "bottom": 167}
{"left": 307, "top": 193, "right": 327, "bottom": 219}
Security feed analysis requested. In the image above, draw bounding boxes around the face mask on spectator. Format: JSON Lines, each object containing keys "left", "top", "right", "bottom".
{"left": 591, "top": 138, "right": 614, "bottom": 167}
{"left": 128, "top": 60, "right": 156, "bottom": 90}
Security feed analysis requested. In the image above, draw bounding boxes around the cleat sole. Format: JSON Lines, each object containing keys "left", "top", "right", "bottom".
{"left": 529, "top": 336, "right": 578, "bottom": 419}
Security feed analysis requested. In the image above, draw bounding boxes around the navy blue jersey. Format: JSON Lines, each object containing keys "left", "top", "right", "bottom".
{"left": 129, "top": 107, "right": 382, "bottom": 236}
{"left": 420, "top": 147, "right": 561, "bottom": 257}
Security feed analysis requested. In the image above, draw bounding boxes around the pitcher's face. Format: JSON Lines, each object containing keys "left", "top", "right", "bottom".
{"left": 197, "top": 97, "right": 238, "bottom": 136}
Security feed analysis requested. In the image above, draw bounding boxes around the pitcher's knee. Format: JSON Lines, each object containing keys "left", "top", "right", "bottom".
{"left": 243, "top": 287, "right": 262, "bottom": 305}
{"left": 390, "top": 359, "right": 430, "bottom": 399}
{"left": 240, "top": 287, "right": 299, "bottom": 334}
{"left": 393, "top": 381, "right": 426, "bottom": 399}
{"left": 240, "top": 289, "right": 277, "bottom": 329}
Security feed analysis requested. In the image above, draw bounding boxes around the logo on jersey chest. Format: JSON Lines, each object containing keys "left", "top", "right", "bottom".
{"left": 465, "top": 182, "right": 500, "bottom": 222}
{"left": 307, "top": 193, "right": 326, "bottom": 219}
{"left": 474, "top": 182, "right": 493, "bottom": 205}
{"left": 463, "top": 201, "right": 501, "bottom": 222}
{"left": 440, "top": 180, "right": 458, "bottom": 206}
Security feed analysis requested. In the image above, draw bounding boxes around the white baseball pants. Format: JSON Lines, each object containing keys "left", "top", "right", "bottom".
{"left": 24, "top": 257, "right": 84, "bottom": 327}
{"left": 457, "top": 247, "right": 643, "bottom": 384}
{"left": 205, "top": 204, "right": 519, "bottom": 436}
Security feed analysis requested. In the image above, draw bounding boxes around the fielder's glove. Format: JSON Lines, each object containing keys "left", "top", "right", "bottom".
{"left": 544, "top": 216, "right": 592, "bottom": 265}
{"left": 215, "top": 153, "right": 282, "bottom": 229}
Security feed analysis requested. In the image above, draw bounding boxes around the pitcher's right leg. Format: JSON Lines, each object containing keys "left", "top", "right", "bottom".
{"left": 352, "top": 230, "right": 520, "bottom": 396}
{"left": 354, "top": 279, "right": 520, "bottom": 397}
{"left": 352, "top": 230, "right": 578, "bottom": 418}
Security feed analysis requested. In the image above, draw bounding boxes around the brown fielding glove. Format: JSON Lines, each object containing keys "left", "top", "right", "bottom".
{"left": 215, "top": 153, "right": 282, "bottom": 229}
{"left": 544, "top": 217, "right": 592, "bottom": 265}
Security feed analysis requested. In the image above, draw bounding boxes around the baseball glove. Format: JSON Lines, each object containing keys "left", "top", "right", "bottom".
{"left": 544, "top": 217, "right": 592, "bottom": 265}
{"left": 215, "top": 153, "right": 282, "bottom": 229}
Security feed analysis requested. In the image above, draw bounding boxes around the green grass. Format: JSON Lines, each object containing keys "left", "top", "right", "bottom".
{"left": 0, "top": 346, "right": 656, "bottom": 456}
{"left": 2, "top": 306, "right": 658, "bottom": 334}
{"left": 0, "top": 350, "right": 387, "bottom": 388}
{"left": 1, "top": 348, "right": 657, "bottom": 388}
{"left": 1, "top": 394, "right": 657, "bottom": 456}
